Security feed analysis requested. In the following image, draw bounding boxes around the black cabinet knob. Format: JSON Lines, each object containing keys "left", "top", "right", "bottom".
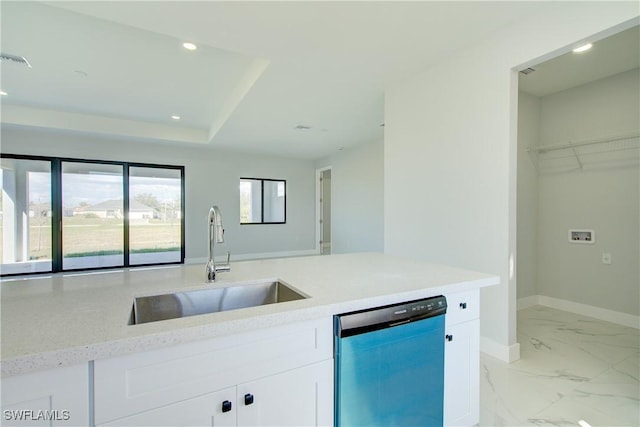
{"left": 221, "top": 400, "right": 232, "bottom": 413}
{"left": 445, "top": 334, "right": 453, "bottom": 342}
{"left": 244, "top": 393, "right": 254, "bottom": 406}
{"left": 459, "top": 302, "right": 467, "bottom": 309}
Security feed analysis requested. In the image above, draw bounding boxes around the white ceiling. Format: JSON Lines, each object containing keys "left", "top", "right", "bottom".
{"left": 519, "top": 25, "right": 640, "bottom": 97}
{"left": 1, "top": 1, "right": 636, "bottom": 159}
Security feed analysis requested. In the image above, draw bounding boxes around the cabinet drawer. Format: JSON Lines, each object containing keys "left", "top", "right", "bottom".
{"left": 445, "top": 290, "right": 479, "bottom": 326}
{"left": 94, "top": 317, "right": 332, "bottom": 425}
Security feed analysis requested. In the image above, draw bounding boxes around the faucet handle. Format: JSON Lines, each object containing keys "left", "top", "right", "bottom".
{"left": 215, "top": 252, "right": 231, "bottom": 274}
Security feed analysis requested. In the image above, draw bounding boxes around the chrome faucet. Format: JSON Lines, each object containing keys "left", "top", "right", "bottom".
{"left": 206, "top": 205, "right": 230, "bottom": 282}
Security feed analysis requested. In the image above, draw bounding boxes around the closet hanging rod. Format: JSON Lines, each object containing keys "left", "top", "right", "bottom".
{"left": 529, "top": 131, "right": 639, "bottom": 154}
{"left": 539, "top": 145, "right": 640, "bottom": 161}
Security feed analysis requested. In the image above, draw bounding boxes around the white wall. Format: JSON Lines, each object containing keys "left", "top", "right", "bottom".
{"left": 539, "top": 69, "right": 640, "bottom": 144}
{"left": 384, "top": 3, "right": 638, "bottom": 361}
{"left": 0, "top": 127, "right": 317, "bottom": 262}
{"left": 536, "top": 69, "right": 639, "bottom": 316}
{"left": 516, "top": 92, "right": 540, "bottom": 300}
{"left": 316, "top": 140, "right": 384, "bottom": 253}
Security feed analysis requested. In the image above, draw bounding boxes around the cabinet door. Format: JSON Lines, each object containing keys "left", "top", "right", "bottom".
{"left": 236, "top": 359, "right": 333, "bottom": 427}
{"left": 1, "top": 364, "right": 89, "bottom": 427}
{"left": 444, "top": 319, "right": 479, "bottom": 427}
{"left": 99, "top": 387, "right": 236, "bottom": 427}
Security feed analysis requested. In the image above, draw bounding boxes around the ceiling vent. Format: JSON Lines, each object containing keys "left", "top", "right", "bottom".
{"left": 0, "top": 53, "right": 32, "bottom": 68}
{"left": 519, "top": 67, "right": 536, "bottom": 75}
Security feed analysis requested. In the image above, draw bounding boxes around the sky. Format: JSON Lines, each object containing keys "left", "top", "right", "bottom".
{"left": 2, "top": 169, "right": 181, "bottom": 209}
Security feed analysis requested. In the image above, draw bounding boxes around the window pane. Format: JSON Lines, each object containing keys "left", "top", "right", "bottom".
{"left": 129, "top": 167, "right": 182, "bottom": 265}
{"left": 1, "top": 158, "right": 52, "bottom": 274}
{"left": 240, "top": 179, "right": 262, "bottom": 223}
{"left": 263, "top": 180, "right": 285, "bottom": 223}
{"left": 62, "top": 162, "right": 123, "bottom": 269}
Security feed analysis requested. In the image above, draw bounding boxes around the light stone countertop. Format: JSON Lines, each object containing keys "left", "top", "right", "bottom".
{"left": 1, "top": 253, "right": 499, "bottom": 377}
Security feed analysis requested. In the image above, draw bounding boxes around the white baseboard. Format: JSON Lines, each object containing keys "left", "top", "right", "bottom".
{"left": 480, "top": 337, "right": 521, "bottom": 363}
{"left": 517, "top": 295, "right": 539, "bottom": 311}
{"left": 518, "top": 294, "right": 640, "bottom": 329}
{"left": 186, "top": 249, "right": 319, "bottom": 265}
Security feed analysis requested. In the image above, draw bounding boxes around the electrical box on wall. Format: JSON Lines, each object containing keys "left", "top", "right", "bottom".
{"left": 568, "top": 229, "right": 595, "bottom": 244}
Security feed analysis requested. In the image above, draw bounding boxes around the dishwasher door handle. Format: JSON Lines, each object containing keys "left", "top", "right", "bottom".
{"left": 389, "top": 319, "right": 411, "bottom": 327}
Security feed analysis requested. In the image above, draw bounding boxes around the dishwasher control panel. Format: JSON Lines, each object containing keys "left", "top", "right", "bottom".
{"left": 409, "top": 297, "right": 446, "bottom": 313}
{"left": 335, "top": 295, "right": 447, "bottom": 338}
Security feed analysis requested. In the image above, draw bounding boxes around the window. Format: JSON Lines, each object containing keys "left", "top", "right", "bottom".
{"left": 240, "top": 178, "right": 286, "bottom": 224}
{"left": 0, "top": 154, "right": 184, "bottom": 276}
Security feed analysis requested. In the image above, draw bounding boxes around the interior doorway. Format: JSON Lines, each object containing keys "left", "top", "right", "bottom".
{"left": 316, "top": 167, "right": 332, "bottom": 255}
{"left": 515, "top": 24, "right": 639, "bottom": 327}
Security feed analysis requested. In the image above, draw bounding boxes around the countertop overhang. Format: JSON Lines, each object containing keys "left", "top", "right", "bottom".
{"left": 1, "top": 253, "right": 499, "bottom": 377}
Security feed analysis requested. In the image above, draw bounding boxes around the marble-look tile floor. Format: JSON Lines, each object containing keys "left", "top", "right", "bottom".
{"left": 480, "top": 305, "right": 639, "bottom": 427}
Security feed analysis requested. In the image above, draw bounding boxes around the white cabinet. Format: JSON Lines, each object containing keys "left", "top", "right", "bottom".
{"left": 237, "top": 359, "right": 333, "bottom": 427}
{"left": 94, "top": 318, "right": 333, "bottom": 427}
{"left": 101, "top": 360, "right": 333, "bottom": 427}
{"left": 0, "top": 363, "right": 89, "bottom": 427}
{"left": 444, "top": 289, "right": 480, "bottom": 427}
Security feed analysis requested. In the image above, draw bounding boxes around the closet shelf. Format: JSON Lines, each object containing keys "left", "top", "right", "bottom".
{"left": 527, "top": 131, "right": 639, "bottom": 172}
{"left": 529, "top": 131, "right": 639, "bottom": 153}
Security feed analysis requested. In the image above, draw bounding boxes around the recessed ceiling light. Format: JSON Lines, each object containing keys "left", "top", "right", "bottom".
{"left": 573, "top": 43, "right": 593, "bottom": 53}
{"left": 183, "top": 42, "right": 197, "bottom": 51}
{"left": 171, "top": 115, "right": 181, "bottom": 120}
{"left": 0, "top": 90, "right": 7, "bottom": 96}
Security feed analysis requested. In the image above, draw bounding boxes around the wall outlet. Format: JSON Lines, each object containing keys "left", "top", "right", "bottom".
{"left": 602, "top": 253, "right": 612, "bottom": 265}
{"left": 568, "top": 229, "right": 595, "bottom": 244}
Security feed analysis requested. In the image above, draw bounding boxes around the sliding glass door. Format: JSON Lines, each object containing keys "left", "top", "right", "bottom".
{"left": 1, "top": 154, "right": 184, "bottom": 277}
{"left": 61, "top": 161, "right": 124, "bottom": 269}
{"left": 0, "top": 157, "right": 52, "bottom": 275}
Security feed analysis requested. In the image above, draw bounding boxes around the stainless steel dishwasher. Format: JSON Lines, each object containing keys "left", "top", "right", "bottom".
{"left": 334, "top": 295, "right": 447, "bottom": 427}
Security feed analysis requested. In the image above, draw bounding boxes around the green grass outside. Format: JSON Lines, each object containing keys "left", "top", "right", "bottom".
{"left": 0, "top": 216, "right": 180, "bottom": 261}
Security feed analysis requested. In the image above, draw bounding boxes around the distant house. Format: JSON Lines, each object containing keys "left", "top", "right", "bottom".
{"left": 129, "top": 200, "right": 159, "bottom": 219}
{"left": 74, "top": 199, "right": 155, "bottom": 219}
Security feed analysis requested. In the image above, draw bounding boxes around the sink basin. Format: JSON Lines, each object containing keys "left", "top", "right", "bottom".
{"left": 130, "top": 280, "right": 307, "bottom": 325}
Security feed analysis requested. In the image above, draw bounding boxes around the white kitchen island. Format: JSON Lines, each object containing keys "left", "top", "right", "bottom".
{"left": 1, "top": 253, "right": 498, "bottom": 426}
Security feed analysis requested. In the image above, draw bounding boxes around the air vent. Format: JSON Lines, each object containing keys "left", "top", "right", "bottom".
{"left": 0, "top": 53, "right": 32, "bottom": 68}
{"left": 520, "top": 67, "right": 536, "bottom": 75}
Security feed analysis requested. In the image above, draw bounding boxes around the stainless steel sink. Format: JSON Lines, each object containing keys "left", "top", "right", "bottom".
{"left": 130, "top": 280, "right": 307, "bottom": 325}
